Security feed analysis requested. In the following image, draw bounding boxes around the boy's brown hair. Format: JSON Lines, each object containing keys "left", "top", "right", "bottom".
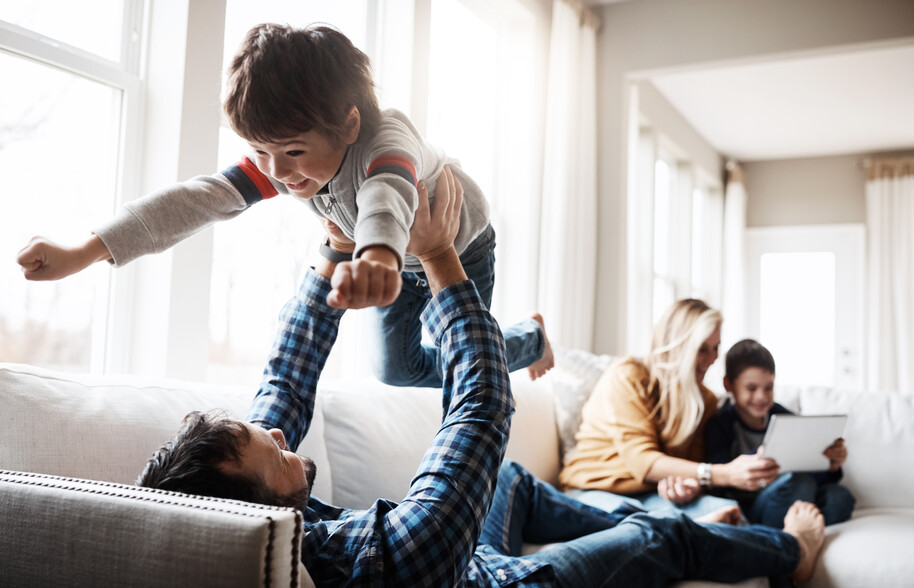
{"left": 724, "top": 338, "right": 776, "bottom": 383}
{"left": 223, "top": 23, "right": 381, "bottom": 146}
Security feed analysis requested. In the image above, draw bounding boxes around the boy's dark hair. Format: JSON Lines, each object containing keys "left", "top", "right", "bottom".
{"left": 725, "top": 338, "right": 776, "bottom": 382}
{"left": 136, "top": 410, "right": 275, "bottom": 505}
{"left": 224, "top": 23, "right": 381, "bottom": 145}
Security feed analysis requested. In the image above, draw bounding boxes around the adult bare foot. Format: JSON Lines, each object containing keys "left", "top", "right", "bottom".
{"left": 783, "top": 501, "right": 825, "bottom": 583}
{"left": 695, "top": 505, "right": 742, "bottom": 526}
{"left": 527, "top": 313, "right": 554, "bottom": 380}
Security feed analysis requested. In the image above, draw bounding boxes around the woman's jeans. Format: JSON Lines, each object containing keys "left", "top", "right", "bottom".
{"left": 483, "top": 461, "right": 800, "bottom": 587}
{"left": 369, "top": 225, "right": 545, "bottom": 388}
{"left": 566, "top": 486, "right": 741, "bottom": 521}
{"left": 746, "top": 472, "right": 856, "bottom": 528}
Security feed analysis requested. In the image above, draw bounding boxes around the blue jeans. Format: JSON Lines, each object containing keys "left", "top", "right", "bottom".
{"left": 566, "top": 487, "right": 741, "bottom": 521}
{"left": 746, "top": 472, "right": 856, "bottom": 528}
{"left": 483, "top": 461, "right": 800, "bottom": 587}
{"left": 369, "top": 225, "right": 545, "bottom": 388}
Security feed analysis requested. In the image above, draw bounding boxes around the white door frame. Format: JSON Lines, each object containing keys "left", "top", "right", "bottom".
{"left": 745, "top": 224, "right": 865, "bottom": 390}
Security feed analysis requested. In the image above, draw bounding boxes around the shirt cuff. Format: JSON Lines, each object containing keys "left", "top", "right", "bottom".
{"left": 421, "top": 280, "right": 486, "bottom": 343}
{"left": 297, "top": 268, "right": 347, "bottom": 319}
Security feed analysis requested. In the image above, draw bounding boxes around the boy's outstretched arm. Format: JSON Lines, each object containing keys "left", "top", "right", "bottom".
{"left": 17, "top": 234, "right": 112, "bottom": 281}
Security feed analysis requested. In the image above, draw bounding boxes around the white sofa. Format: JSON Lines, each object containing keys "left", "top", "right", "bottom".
{"left": 1, "top": 354, "right": 913, "bottom": 587}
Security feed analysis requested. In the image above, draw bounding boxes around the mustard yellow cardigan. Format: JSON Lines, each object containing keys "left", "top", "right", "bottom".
{"left": 559, "top": 357, "right": 719, "bottom": 494}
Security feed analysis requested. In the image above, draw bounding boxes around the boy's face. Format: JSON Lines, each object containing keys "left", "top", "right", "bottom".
{"left": 248, "top": 130, "right": 352, "bottom": 200}
{"left": 725, "top": 367, "right": 775, "bottom": 427}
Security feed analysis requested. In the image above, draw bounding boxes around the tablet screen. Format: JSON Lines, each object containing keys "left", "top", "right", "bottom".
{"left": 760, "top": 414, "right": 847, "bottom": 472}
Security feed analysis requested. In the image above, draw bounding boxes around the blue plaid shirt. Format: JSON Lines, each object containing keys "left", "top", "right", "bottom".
{"left": 246, "top": 270, "right": 553, "bottom": 586}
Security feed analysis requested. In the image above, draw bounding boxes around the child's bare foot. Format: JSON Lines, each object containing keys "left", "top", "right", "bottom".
{"left": 527, "top": 313, "right": 554, "bottom": 380}
{"left": 695, "top": 505, "right": 742, "bottom": 526}
{"left": 783, "top": 501, "right": 825, "bottom": 583}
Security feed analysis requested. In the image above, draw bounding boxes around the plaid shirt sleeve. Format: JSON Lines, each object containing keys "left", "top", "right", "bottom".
{"left": 292, "top": 279, "right": 515, "bottom": 586}
{"left": 245, "top": 269, "right": 345, "bottom": 450}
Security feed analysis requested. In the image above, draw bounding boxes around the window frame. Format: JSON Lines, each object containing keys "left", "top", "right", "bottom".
{"left": 0, "top": 2, "right": 146, "bottom": 373}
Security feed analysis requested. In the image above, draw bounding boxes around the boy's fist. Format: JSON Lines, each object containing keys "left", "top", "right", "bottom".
{"left": 327, "top": 257, "right": 402, "bottom": 309}
{"left": 17, "top": 235, "right": 111, "bottom": 281}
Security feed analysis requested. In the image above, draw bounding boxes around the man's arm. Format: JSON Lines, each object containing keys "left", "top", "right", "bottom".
{"left": 348, "top": 166, "right": 514, "bottom": 585}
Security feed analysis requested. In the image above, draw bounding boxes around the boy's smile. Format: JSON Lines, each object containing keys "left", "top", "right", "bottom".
{"left": 248, "top": 129, "right": 352, "bottom": 199}
{"left": 728, "top": 366, "right": 776, "bottom": 428}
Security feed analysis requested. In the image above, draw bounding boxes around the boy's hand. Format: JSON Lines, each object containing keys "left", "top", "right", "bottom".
{"left": 17, "top": 234, "right": 112, "bottom": 281}
{"left": 407, "top": 165, "right": 463, "bottom": 262}
{"left": 327, "top": 247, "right": 401, "bottom": 309}
{"left": 824, "top": 438, "right": 848, "bottom": 472}
{"left": 658, "top": 475, "right": 700, "bottom": 505}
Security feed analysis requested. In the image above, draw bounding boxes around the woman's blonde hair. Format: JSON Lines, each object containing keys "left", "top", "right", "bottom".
{"left": 645, "top": 298, "right": 722, "bottom": 448}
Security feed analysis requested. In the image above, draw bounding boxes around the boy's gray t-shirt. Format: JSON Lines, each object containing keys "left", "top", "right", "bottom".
{"left": 94, "top": 109, "right": 490, "bottom": 273}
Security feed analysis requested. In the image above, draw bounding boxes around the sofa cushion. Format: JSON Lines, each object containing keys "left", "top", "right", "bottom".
{"left": 0, "top": 363, "right": 334, "bottom": 503}
{"left": 808, "top": 507, "right": 914, "bottom": 588}
{"left": 0, "top": 469, "right": 313, "bottom": 588}
{"left": 319, "top": 374, "right": 560, "bottom": 510}
{"left": 799, "top": 387, "right": 914, "bottom": 508}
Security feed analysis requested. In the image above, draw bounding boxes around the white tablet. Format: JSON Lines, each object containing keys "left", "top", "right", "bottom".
{"left": 760, "top": 414, "right": 847, "bottom": 472}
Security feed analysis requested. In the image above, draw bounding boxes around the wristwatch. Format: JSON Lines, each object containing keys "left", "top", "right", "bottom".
{"left": 697, "top": 462, "right": 713, "bottom": 487}
{"left": 319, "top": 239, "right": 353, "bottom": 264}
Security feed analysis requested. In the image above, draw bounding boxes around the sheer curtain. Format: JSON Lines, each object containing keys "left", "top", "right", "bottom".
{"left": 721, "top": 161, "right": 748, "bottom": 349}
{"left": 865, "top": 157, "right": 914, "bottom": 392}
{"left": 537, "top": 0, "right": 600, "bottom": 350}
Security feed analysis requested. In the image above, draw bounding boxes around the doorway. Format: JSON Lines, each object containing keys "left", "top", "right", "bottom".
{"left": 745, "top": 224, "right": 864, "bottom": 390}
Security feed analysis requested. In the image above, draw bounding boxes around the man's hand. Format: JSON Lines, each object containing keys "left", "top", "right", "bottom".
{"left": 824, "top": 438, "right": 848, "bottom": 472}
{"left": 322, "top": 218, "right": 355, "bottom": 254}
{"left": 658, "top": 475, "right": 701, "bottom": 505}
{"left": 409, "top": 165, "right": 465, "bottom": 294}
{"left": 17, "top": 234, "right": 112, "bottom": 281}
{"left": 407, "top": 165, "right": 463, "bottom": 263}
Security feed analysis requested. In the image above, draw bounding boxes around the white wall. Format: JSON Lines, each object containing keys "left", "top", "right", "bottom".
{"left": 592, "top": 0, "right": 914, "bottom": 355}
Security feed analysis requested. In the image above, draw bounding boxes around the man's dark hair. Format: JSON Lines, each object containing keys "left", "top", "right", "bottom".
{"left": 725, "top": 338, "right": 776, "bottom": 382}
{"left": 223, "top": 23, "right": 381, "bottom": 145}
{"left": 136, "top": 410, "right": 275, "bottom": 505}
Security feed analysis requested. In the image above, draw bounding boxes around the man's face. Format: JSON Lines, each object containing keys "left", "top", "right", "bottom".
{"left": 222, "top": 421, "right": 316, "bottom": 508}
{"left": 248, "top": 129, "right": 351, "bottom": 200}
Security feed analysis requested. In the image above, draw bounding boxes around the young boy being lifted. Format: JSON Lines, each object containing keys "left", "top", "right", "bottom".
{"left": 17, "top": 23, "right": 553, "bottom": 386}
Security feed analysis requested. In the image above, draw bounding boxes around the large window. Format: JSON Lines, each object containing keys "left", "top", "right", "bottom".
{"left": 629, "top": 125, "right": 724, "bottom": 357}
{"left": 0, "top": 1, "right": 143, "bottom": 372}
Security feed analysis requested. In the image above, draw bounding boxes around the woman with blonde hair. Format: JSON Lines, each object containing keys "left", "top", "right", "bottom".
{"left": 559, "top": 298, "right": 779, "bottom": 519}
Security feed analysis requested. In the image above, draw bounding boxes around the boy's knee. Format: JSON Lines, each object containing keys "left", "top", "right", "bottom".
{"left": 779, "top": 472, "right": 816, "bottom": 495}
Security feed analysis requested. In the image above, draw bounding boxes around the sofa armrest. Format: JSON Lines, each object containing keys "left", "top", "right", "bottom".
{"left": 0, "top": 470, "right": 314, "bottom": 588}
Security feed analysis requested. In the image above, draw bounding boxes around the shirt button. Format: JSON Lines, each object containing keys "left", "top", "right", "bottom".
{"left": 496, "top": 568, "right": 507, "bottom": 580}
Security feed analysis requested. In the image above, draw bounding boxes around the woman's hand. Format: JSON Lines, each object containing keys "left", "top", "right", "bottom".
{"left": 824, "top": 438, "right": 848, "bottom": 472}
{"left": 720, "top": 453, "right": 780, "bottom": 492}
{"left": 658, "top": 476, "right": 701, "bottom": 505}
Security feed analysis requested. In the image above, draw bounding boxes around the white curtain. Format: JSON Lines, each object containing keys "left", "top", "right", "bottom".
{"left": 721, "top": 161, "right": 748, "bottom": 349}
{"left": 865, "top": 157, "right": 914, "bottom": 393}
{"left": 537, "top": 0, "right": 600, "bottom": 350}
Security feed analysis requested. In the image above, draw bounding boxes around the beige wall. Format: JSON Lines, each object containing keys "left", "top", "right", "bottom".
{"left": 592, "top": 0, "right": 914, "bottom": 355}
{"left": 743, "top": 155, "right": 866, "bottom": 227}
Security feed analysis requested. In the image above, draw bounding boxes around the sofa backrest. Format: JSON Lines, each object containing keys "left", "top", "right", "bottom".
{"left": 799, "top": 386, "right": 914, "bottom": 509}
{"left": 0, "top": 363, "right": 334, "bottom": 503}
{"left": 315, "top": 374, "right": 560, "bottom": 509}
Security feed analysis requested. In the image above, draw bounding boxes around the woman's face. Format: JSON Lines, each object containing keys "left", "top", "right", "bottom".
{"left": 694, "top": 326, "right": 721, "bottom": 383}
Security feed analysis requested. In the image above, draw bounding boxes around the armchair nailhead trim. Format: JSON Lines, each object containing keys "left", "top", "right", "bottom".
{"left": 0, "top": 470, "right": 305, "bottom": 588}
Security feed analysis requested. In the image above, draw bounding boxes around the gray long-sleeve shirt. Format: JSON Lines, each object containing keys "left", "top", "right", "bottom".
{"left": 95, "top": 109, "right": 490, "bottom": 273}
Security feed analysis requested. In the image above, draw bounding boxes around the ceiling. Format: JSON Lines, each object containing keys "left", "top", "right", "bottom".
{"left": 648, "top": 43, "right": 914, "bottom": 162}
